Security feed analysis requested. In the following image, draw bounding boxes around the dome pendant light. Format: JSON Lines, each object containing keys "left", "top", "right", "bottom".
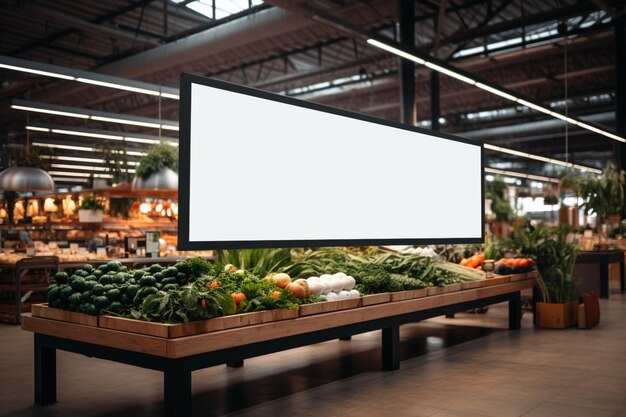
{"left": 0, "top": 166, "right": 55, "bottom": 192}
{"left": 131, "top": 167, "right": 178, "bottom": 191}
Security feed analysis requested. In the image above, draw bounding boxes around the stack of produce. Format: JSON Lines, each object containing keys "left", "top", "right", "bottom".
{"left": 494, "top": 258, "right": 535, "bottom": 275}
{"left": 305, "top": 273, "right": 360, "bottom": 301}
{"left": 459, "top": 253, "right": 485, "bottom": 270}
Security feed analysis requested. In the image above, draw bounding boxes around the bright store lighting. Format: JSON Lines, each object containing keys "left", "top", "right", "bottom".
{"left": 26, "top": 126, "right": 50, "bottom": 132}
{"left": 483, "top": 144, "right": 602, "bottom": 174}
{"left": 51, "top": 164, "right": 108, "bottom": 171}
{"left": 366, "top": 38, "right": 626, "bottom": 143}
{"left": 49, "top": 171, "right": 113, "bottom": 179}
{"left": 484, "top": 167, "right": 560, "bottom": 184}
{"left": 1, "top": 55, "right": 179, "bottom": 99}
{"left": 28, "top": 124, "right": 177, "bottom": 145}
{"left": 51, "top": 128, "right": 124, "bottom": 141}
{"left": 13, "top": 100, "right": 179, "bottom": 131}
{"left": 75, "top": 77, "right": 160, "bottom": 96}
{"left": 90, "top": 115, "right": 161, "bottom": 129}
{"left": 33, "top": 142, "right": 149, "bottom": 157}
{"left": 11, "top": 104, "right": 89, "bottom": 119}
{"left": 51, "top": 177, "right": 89, "bottom": 183}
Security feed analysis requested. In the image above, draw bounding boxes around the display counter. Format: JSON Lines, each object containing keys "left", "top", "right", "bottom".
{"left": 573, "top": 250, "right": 625, "bottom": 298}
{"left": 22, "top": 277, "right": 534, "bottom": 417}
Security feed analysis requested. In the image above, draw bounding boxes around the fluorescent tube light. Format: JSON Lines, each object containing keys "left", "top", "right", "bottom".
{"left": 160, "top": 92, "right": 180, "bottom": 100}
{"left": 161, "top": 125, "right": 179, "bottom": 131}
{"left": 50, "top": 129, "right": 124, "bottom": 141}
{"left": 51, "top": 164, "right": 109, "bottom": 171}
{"left": 1, "top": 55, "right": 180, "bottom": 99}
{"left": 0, "top": 63, "right": 75, "bottom": 80}
{"left": 75, "top": 77, "right": 160, "bottom": 96}
{"left": 123, "top": 137, "right": 160, "bottom": 144}
{"left": 26, "top": 126, "right": 50, "bottom": 132}
{"left": 12, "top": 104, "right": 89, "bottom": 119}
{"left": 484, "top": 144, "right": 602, "bottom": 174}
{"left": 90, "top": 115, "right": 161, "bottom": 129}
{"left": 516, "top": 99, "right": 552, "bottom": 115}
{"left": 424, "top": 62, "right": 476, "bottom": 85}
{"left": 51, "top": 177, "right": 89, "bottom": 183}
{"left": 484, "top": 167, "right": 560, "bottom": 184}
{"left": 366, "top": 39, "right": 426, "bottom": 64}
{"left": 33, "top": 142, "right": 147, "bottom": 156}
{"left": 475, "top": 83, "right": 518, "bottom": 102}
{"left": 49, "top": 171, "right": 113, "bottom": 178}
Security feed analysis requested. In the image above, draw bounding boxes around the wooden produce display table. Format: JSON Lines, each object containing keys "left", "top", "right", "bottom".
{"left": 22, "top": 277, "right": 534, "bottom": 417}
{"left": 573, "top": 250, "right": 625, "bottom": 298}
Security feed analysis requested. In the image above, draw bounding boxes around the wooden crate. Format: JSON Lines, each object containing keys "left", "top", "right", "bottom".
{"left": 360, "top": 293, "right": 391, "bottom": 306}
{"left": 31, "top": 303, "right": 98, "bottom": 327}
{"left": 298, "top": 298, "right": 361, "bottom": 317}
{"left": 389, "top": 288, "right": 428, "bottom": 302}
{"left": 427, "top": 283, "right": 462, "bottom": 296}
{"left": 460, "top": 280, "right": 485, "bottom": 290}
{"left": 536, "top": 301, "right": 578, "bottom": 329}
{"left": 483, "top": 275, "right": 511, "bottom": 286}
{"left": 99, "top": 309, "right": 299, "bottom": 338}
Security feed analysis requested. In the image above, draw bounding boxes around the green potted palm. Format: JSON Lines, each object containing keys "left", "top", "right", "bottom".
{"left": 78, "top": 194, "right": 105, "bottom": 223}
{"left": 533, "top": 226, "right": 579, "bottom": 328}
{"left": 132, "top": 142, "right": 179, "bottom": 190}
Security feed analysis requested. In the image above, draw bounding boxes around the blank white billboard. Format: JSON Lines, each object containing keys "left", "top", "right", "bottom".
{"left": 178, "top": 74, "right": 484, "bottom": 249}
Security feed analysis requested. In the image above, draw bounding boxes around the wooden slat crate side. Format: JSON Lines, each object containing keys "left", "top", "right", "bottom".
{"left": 298, "top": 299, "right": 361, "bottom": 317}
{"left": 389, "top": 288, "right": 428, "bottom": 302}
{"left": 98, "top": 315, "right": 171, "bottom": 338}
{"left": 483, "top": 275, "right": 511, "bottom": 286}
{"left": 22, "top": 315, "right": 167, "bottom": 356}
{"left": 460, "top": 280, "right": 485, "bottom": 290}
{"left": 427, "top": 283, "right": 462, "bottom": 296}
{"left": 31, "top": 303, "right": 98, "bottom": 327}
{"left": 360, "top": 293, "right": 391, "bottom": 306}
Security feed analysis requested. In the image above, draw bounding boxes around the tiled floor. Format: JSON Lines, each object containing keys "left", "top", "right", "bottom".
{"left": 1, "top": 295, "right": 624, "bottom": 417}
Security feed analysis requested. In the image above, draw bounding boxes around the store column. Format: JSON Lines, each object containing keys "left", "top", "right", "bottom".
{"left": 615, "top": 6, "right": 626, "bottom": 183}
{"left": 398, "top": 0, "right": 416, "bottom": 125}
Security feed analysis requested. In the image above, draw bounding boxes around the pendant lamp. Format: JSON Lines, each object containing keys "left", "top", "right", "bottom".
{"left": 131, "top": 167, "right": 178, "bottom": 191}
{"left": 0, "top": 166, "right": 55, "bottom": 192}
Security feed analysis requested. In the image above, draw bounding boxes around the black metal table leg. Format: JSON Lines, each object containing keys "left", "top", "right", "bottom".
{"left": 445, "top": 313, "right": 455, "bottom": 318}
{"left": 226, "top": 360, "right": 244, "bottom": 368}
{"left": 600, "top": 260, "right": 609, "bottom": 298}
{"left": 34, "top": 334, "right": 56, "bottom": 405}
{"left": 508, "top": 293, "right": 522, "bottom": 330}
{"left": 164, "top": 364, "right": 191, "bottom": 417}
{"left": 381, "top": 323, "right": 400, "bottom": 371}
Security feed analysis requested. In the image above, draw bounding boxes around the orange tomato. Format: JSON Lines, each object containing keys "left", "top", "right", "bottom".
{"left": 518, "top": 259, "right": 529, "bottom": 268}
{"left": 210, "top": 281, "right": 219, "bottom": 288}
{"left": 505, "top": 258, "right": 515, "bottom": 266}
{"left": 272, "top": 291, "right": 281, "bottom": 299}
{"left": 476, "top": 265, "right": 483, "bottom": 271}
{"left": 232, "top": 292, "right": 247, "bottom": 305}
{"left": 475, "top": 253, "right": 485, "bottom": 264}
{"left": 460, "top": 258, "right": 469, "bottom": 267}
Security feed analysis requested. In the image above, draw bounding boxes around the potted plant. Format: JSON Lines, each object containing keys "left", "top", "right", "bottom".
{"left": 533, "top": 226, "right": 579, "bottom": 329}
{"left": 78, "top": 194, "right": 105, "bottom": 223}
{"left": 571, "top": 163, "right": 624, "bottom": 235}
{"left": 486, "top": 176, "right": 513, "bottom": 237}
{"left": 132, "top": 142, "right": 179, "bottom": 190}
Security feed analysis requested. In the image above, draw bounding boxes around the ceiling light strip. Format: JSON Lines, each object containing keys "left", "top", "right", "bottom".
{"left": 484, "top": 167, "right": 560, "bottom": 184}
{"left": 12, "top": 99, "right": 178, "bottom": 130}
{"left": 32, "top": 142, "right": 147, "bottom": 156}
{"left": 27, "top": 124, "right": 177, "bottom": 145}
{"left": 0, "top": 55, "right": 179, "bottom": 99}
{"left": 484, "top": 144, "right": 602, "bottom": 174}
{"left": 365, "top": 38, "right": 626, "bottom": 143}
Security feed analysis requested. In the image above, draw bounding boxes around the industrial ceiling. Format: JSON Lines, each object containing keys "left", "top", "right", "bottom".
{"left": 0, "top": 0, "right": 623, "bottom": 188}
